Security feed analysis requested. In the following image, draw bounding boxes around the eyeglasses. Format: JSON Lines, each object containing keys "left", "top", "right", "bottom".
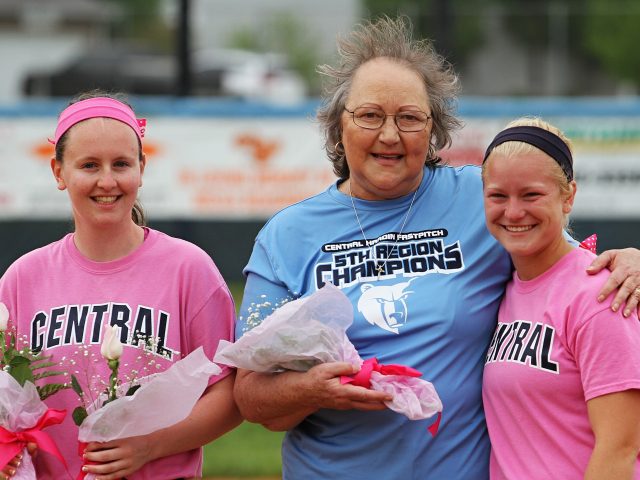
{"left": 344, "top": 106, "right": 431, "bottom": 132}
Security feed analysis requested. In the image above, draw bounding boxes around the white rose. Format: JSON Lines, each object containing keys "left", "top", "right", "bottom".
{"left": 101, "top": 324, "right": 124, "bottom": 360}
{"left": 0, "top": 302, "right": 8, "bottom": 331}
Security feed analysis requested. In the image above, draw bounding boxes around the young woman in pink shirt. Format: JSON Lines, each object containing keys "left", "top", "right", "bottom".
{"left": 482, "top": 117, "right": 640, "bottom": 479}
{"left": 0, "top": 91, "right": 242, "bottom": 480}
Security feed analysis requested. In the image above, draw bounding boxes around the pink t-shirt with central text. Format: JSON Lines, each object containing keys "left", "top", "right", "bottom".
{"left": 483, "top": 247, "right": 640, "bottom": 479}
{"left": 0, "top": 229, "right": 235, "bottom": 480}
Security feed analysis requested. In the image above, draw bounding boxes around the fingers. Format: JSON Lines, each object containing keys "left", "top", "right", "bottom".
{"left": 596, "top": 270, "right": 640, "bottom": 318}
{"left": 343, "top": 383, "right": 392, "bottom": 402}
{"left": 1, "top": 453, "right": 23, "bottom": 479}
{"left": 311, "top": 361, "right": 359, "bottom": 377}
{"left": 26, "top": 443, "right": 37, "bottom": 456}
{"left": 82, "top": 452, "right": 130, "bottom": 480}
{"left": 625, "top": 286, "right": 640, "bottom": 318}
{"left": 7, "top": 453, "right": 22, "bottom": 467}
{"left": 303, "top": 362, "right": 393, "bottom": 411}
{"left": 83, "top": 442, "right": 123, "bottom": 463}
{"left": 325, "top": 383, "right": 392, "bottom": 411}
{"left": 350, "top": 399, "right": 390, "bottom": 411}
{"left": 590, "top": 247, "right": 640, "bottom": 316}
{"left": 82, "top": 438, "right": 148, "bottom": 479}
{"left": 0, "top": 468, "right": 15, "bottom": 479}
{"left": 82, "top": 460, "right": 130, "bottom": 480}
{"left": 587, "top": 250, "right": 616, "bottom": 275}
{"left": 596, "top": 270, "right": 627, "bottom": 306}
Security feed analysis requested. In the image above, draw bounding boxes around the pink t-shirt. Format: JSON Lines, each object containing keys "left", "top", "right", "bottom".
{"left": 483, "top": 247, "right": 640, "bottom": 479}
{"left": 0, "top": 229, "right": 235, "bottom": 480}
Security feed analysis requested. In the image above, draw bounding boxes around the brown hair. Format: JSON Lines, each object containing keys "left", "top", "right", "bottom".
{"left": 54, "top": 89, "right": 146, "bottom": 226}
{"left": 316, "top": 16, "right": 462, "bottom": 179}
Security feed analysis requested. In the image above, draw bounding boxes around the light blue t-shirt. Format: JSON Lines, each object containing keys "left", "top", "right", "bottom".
{"left": 238, "top": 165, "right": 512, "bottom": 480}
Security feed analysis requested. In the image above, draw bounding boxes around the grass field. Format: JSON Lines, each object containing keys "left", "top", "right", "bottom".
{"left": 203, "top": 422, "right": 284, "bottom": 477}
{"left": 201, "top": 282, "right": 285, "bottom": 478}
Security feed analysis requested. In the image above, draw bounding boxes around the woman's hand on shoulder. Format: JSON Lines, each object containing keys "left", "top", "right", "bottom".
{"left": 587, "top": 247, "right": 640, "bottom": 317}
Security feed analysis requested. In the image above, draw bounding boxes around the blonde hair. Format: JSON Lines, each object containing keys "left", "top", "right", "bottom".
{"left": 482, "top": 117, "right": 576, "bottom": 230}
{"left": 482, "top": 117, "right": 574, "bottom": 199}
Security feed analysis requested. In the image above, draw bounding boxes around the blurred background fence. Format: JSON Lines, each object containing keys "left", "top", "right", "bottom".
{"left": 1, "top": 96, "right": 639, "bottom": 281}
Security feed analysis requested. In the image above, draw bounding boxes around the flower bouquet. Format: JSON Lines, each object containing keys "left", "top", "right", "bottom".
{"left": 72, "top": 325, "right": 221, "bottom": 480}
{"left": 0, "top": 302, "right": 69, "bottom": 480}
{"left": 215, "top": 283, "right": 442, "bottom": 428}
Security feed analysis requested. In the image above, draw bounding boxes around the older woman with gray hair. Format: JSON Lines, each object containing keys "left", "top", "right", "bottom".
{"left": 233, "top": 16, "right": 640, "bottom": 479}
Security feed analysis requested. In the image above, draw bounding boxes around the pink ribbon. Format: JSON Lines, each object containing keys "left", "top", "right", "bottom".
{"left": 0, "top": 408, "right": 68, "bottom": 470}
{"left": 579, "top": 233, "right": 597, "bottom": 254}
{"left": 340, "top": 358, "right": 422, "bottom": 388}
{"left": 76, "top": 441, "right": 99, "bottom": 480}
{"left": 340, "top": 358, "right": 441, "bottom": 436}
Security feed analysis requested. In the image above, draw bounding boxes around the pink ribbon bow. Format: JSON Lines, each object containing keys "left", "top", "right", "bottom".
{"left": 340, "top": 357, "right": 422, "bottom": 389}
{"left": 340, "top": 358, "right": 441, "bottom": 436}
{"left": 0, "top": 408, "right": 68, "bottom": 470}
{"left": 579, "top": 233, "right": 598, "bottom": 254}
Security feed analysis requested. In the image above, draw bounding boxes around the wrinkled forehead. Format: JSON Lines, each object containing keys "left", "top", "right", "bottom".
{"left": 348, "top": 57, "right": 430, "bottom": 109}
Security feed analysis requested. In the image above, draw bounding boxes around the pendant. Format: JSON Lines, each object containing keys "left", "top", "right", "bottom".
{"left": 376, "top": 263, "right": 385, "bottom": 277}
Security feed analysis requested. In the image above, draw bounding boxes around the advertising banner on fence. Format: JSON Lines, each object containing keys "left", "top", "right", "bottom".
{"left": 0, "top": 112, "right": 638, "bottom": 220}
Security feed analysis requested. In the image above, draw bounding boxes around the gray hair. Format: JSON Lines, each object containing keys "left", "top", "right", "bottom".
{"left": 317, "top": 16, "right": 462, "bottom": 179}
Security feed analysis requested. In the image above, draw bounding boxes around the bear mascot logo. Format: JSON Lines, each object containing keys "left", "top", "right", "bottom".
{"left": 357, "top": 279, "right": 415, "bottom": 334}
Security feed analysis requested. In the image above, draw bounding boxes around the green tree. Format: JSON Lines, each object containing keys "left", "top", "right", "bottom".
{"left": 492, "top": 0, "right": 640, "bottom": 91}
{"left": 106, "top": 0, "right": 174, "bottom": 51}
{"left": 227, "top": 12, "right": 323, "bottom": 95}
{"left": 362, "top": 0, "right": 486, "bottom": 66}
{"left": 583, "top": 0, "right": 640, "bottom": 86}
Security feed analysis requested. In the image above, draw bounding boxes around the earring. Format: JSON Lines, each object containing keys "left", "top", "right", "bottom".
{"left": 427, "top": 143, "right": 435, "bottom": 160}
{"left": 334, "top": 141, "right": 345, "bottom": 156}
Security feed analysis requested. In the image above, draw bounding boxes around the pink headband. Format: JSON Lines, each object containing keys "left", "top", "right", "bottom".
{"left": 49, "top": 97, "right": 147, "bottom": 145}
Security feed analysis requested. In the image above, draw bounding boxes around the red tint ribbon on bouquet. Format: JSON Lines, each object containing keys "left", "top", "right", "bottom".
{"left": 340, "top": 357, "right": 442, "bottom": 436}
{"left": 340, "top": 357, "right": 422, "bottom": 389}
{"left": 76, "top": 441, "right": 99, "bottom": 480}
{"left": 0, "top": 408, "right": 68, "bottom": 470}
{"left": 579, "top": 234, "right": 597, "bottom": 254}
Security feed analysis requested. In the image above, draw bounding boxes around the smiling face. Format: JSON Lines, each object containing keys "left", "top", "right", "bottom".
{"left": 341, "top": 57, "right": 432, "bottom": 200}
{"left": 483, "top": 150, "right": 576, "bottom": 279}
{"left": 51, "top": 117, "right": 145, "bottom": 232}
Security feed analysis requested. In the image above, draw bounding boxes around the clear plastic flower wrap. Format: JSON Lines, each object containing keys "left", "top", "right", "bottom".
{"left": 215, "top": 283, "right": 442, "bottom": 423}
{"left": 77, "top": 347, "right": 221, "bottom": 479}
{"left": 0, "top": 373, "right": 67, "bottom": 480}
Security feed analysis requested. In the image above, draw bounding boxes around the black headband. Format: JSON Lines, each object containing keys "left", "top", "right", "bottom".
{"left": 483, "top": 126, "right": 573, "bottom": 181}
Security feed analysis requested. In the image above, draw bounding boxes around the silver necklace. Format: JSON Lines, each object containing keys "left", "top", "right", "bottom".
{"left": 348, "top": 182, "right": 419, "bottom": 279}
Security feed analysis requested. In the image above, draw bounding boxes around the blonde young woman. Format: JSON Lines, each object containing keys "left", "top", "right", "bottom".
{"left": 482, "top": 118, "right": 640, "bottom": 479}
